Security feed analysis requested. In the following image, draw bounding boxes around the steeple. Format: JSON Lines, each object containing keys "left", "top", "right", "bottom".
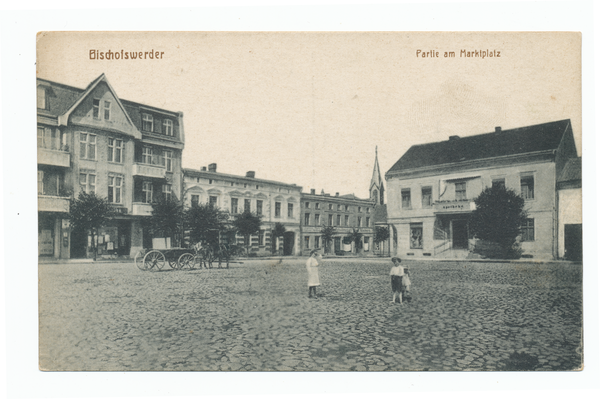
{"left": 369, "top": 146, "right": 384, "bottom": 205}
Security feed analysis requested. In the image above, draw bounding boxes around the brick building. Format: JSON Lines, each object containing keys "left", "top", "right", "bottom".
{"left": 183, "top": 166, "right": 303, "bottom": 256}
{"left": 300, "top": 189, "right": 374, "bottom": 255}
{"left": 37, "top": 74, "right": 184, "bottom": 259}
{"left": 385, "top": 120, "right": 578, "bottom": 259}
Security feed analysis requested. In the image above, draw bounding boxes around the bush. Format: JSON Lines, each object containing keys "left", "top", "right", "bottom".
{"left": 473, "top": 240, "right": 523, "bottom": 259}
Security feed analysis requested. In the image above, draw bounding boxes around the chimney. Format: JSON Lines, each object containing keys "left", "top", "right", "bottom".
{"left": 321, "top": 189, "right": 325, "bottom": 195}
{"left": 335, "top": 192, "right": 339, "bottom": 197}
{"left": 310, "top": 189, "right": 315, "bottom": 195}
{"left": 495, "top": 126, "right": 502, "bottom": 133}
{"left": 449, "top": 135, "right": 460, "bottom": 141}
{"left": 208, "top": 163, "right": 217, "bottom": 172}
{"left": 201, "top": 166, "right": 207, "bottom": 171}
{"left": 246, "top": 171, "right": 255, "bottom": 178}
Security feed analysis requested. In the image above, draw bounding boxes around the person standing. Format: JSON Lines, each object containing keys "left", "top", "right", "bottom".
{"left": 389, "top": 257, "right": 405, "bottom": 304}
{"left": 307, "top": 249, "right": 322, "bottom": 298}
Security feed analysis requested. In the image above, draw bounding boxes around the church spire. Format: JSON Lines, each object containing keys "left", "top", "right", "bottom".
{"left": 370, "top": 146, "right": 384, "bottom": 205}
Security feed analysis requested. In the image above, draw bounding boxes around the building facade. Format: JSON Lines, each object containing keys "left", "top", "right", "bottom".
{"left": 385, "top": 120, "right": 578, "bottom": 260}
{"left": 37, "top": 74, "right": 184, "bottom": 259}
{"left": 183, "top": 166, "right": 303, "bottom": 256}
{"left": 300, "top": 189, "right": 374, "bottom": 256}
{"left": 557, "top": 157, "right": 582, "bottom": 261}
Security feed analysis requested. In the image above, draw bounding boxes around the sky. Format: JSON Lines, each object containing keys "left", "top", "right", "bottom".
{"left": 36, "top": 31, "right": 581, "bottom": 199}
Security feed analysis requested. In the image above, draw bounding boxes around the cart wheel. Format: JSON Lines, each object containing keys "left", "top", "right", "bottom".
{"left": 144, "top": 250, "right": 165, "bottom": 271}
{"left": 178, "top": 253, "right": 194, "bottom": 269}
{"left": 135, "top": 250, "right": 148, "bottom": 271}
{"left": 168, "top": 259, "right": 179, "bottom": 269}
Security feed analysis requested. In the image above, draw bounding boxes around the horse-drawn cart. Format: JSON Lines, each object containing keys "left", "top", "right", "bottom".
{"left": 135, "top": 244, "right": 244, "bottom": 271}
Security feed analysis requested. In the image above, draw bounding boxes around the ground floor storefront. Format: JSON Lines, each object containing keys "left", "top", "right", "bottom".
{"left": 38, "top": 212, "right": 70, "bottom": 260}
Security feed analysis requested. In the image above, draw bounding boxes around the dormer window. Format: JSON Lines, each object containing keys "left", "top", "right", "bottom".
{"left": 142, "top": 113, "right": 153, "bottom": 132}
{"left": 37, "top": 86, "right": 47, "bottom": 110}
{"left": 163, "top": 119, "right": 173, "bottom": 136}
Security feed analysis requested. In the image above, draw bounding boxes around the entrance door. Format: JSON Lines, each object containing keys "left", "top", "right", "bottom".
{"left": 564, "top": 224, "right": 582, "bottom": 261}
{"left": 283, "top": 232, "right": 295, "bottom": 256}
{"left": 452, "top": 219, "right": 469, "bottom": 249}
{"left": 118, "top": 221, "right": 131, "bottom": 256}
{"left": 334, "top": 237, "right": 341, "bottom": 254}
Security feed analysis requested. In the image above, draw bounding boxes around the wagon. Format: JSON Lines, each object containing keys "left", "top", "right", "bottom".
{"left": 135, "top": 248, "right": 197, "bottom": 271}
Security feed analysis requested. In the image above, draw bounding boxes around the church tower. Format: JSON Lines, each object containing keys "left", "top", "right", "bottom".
{"left": 370, "top": 146, "right": 385, "bottom": 205}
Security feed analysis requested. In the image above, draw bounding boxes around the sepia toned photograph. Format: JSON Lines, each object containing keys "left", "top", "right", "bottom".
{"left": 36, "top": 31, "right": 582, "bottom": 372}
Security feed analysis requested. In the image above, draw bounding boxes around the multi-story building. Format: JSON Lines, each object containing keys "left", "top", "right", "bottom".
{"left": 385, "top": 120, "right": 578, "bottom": 259}
{"left": 37, "top": 73, "right": 184, "bottom": 259}
{"left": 300, "top": 189, "right": 374, "bottom": 255}
{"left": 183, "top": 166, "right": 303, "bottom": 256}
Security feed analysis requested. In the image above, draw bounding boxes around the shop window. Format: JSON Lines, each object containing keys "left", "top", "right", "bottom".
{"left": 275, "top": 202, "right": 281, "bottom": 217}
{"left": 521, "top": 176, "right": 534, "bottom": 199}
{"left": 410, "top": 223, "right": 423, "bottom": 249}
{"left": 422, "top": 186, "right": 432, "bottom": 207}
{"left": 231, "top": 198, "right": 239, "bottom": 214}
{"left": 455, "top": 182, "right": 467, "bottom": 200}
{"left": 521, "top": 218, "right": 535, "bottom": 241}
{"left": 401, "top": 188, "right": 411, "bottom": 209}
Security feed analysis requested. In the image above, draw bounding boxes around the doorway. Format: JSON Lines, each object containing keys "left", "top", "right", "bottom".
{"left": 564, "top": 224, "right": 582, "bottom": 261}
{"left": 334, "top": 237, "right": 341, "bottom": 254}
{"left": 283, "top": 232, "right": 295, "bottom": 256}
{"left": 452, "top": 219, "right": 469, "bottom": 249}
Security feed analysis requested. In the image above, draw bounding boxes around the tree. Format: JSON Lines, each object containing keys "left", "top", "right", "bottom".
{"left": 68, "top": 192, "right": 114, "bottom": 260}
{"left": 184, "top": 202, "right": 230, "bottom": 247}
{"left": 469, "top": 184, "right": 527, "bottom": 259}
{"left": 232, "top": 211, "right": 262, "bottom": 256}
{"left": 345, "top": 228, "right": 363, "bottom": 254}
{"left": 373, "top": 226, "right": 390, "bottom": 254}
{"left": 320, "top": 225, "right": 336, "bottom": 254}
{"left": 272, "top": 222, "right": 286, "bottom": 255}
{"left": 150, "top": 197, "right": 184, "bottom": 247}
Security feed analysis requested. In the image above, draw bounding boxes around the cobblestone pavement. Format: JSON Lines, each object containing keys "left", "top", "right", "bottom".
{"left": 39, "top": 258, "right": 583, "bottom": 371}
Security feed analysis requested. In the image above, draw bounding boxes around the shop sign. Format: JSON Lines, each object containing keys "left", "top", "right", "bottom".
{"left": 434, "top": 200, "right": 475, "bottom": 213}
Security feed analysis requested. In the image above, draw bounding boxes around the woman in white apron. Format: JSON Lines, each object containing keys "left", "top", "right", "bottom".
{"left": 306, "top": 249, "right": 322, "bottom": 298}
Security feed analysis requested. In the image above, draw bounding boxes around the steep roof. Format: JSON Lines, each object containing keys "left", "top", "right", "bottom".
{"left": 558, "top": 157, "right": 582, "bottom": 183}
{"left": 387, "top": 119, "right": 572, "bottom": 174}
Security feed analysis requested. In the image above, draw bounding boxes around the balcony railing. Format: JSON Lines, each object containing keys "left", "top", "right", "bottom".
{"left": 132, "top": 163, "right": 166, "bottom": 179}
{"left": 37, "top": 147, "right": 70, "bottom": 168}
{"left": 132, "top": 202, "right": 153, "bottom": 216}
{"left": 38, "top": 195, "right": 70, "bottom": 213}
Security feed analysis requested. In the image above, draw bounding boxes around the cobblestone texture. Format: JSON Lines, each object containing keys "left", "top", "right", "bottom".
{"left": 39, "top": 258, "right": 583, "bottom": 371}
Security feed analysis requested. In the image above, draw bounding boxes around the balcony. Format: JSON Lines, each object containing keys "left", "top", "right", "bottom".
{"left": 132, "top": 163, "right": 166, "bottom": 179}
{"left": 38, "top": 148, "right": 70, "bottom": 168}
{"left": 38, "top": 195, "right": 70, "bottom": 213}
{"left": 132, "top": 203, "right": 153, "bottom": 216}
{"left": 434, "top": 200, "right": 476, "bottom": 214}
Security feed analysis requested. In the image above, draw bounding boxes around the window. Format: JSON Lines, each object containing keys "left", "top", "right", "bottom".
{"left": 142, "top": 114, "right": 153, "bottom": 131}
{"left": 337, "top": 204, "right": 342, "bottom": 211}
{"left": 304, "top": 213, "right": 310, "bottom": 225}
{"left": 163, "top": 119, "right": 173, "bottom": 136}
{"left": 103, "top": 100, "right": 111, "bottom": 120}
{"left": 162, "top": 184, "right": 172, "bottom": 201}
{"left": 231, "top": 198, "right": 239, "bottom": 214}
{"left": 37, "top": 171, "right": 43, "bottom": 194}
{"left": 304, "top": 236, "right": 310, "bottom": 249}
{"left": 288, "top": 203, "right": 294, "bottom": 218}
{"left": 366, "top": 217, "right": 370, "bottom": 227}
{"left": 410, "top": 223, "right": 423, "bottom": 249}
{"left": 344, "top": 215, "right": 349, "bottom": 226}
{"left": 275, "top": 202, "right": 281, "bottom": 218}
{"left": 358, "top": 207, "right": 362, "bottom": 212}
{"left": 79, "top": 173, "right": 96, "bottom": 194}
{"left": 92, "top": 99, "right": 100, "bottom": 119}
{"left": 79, "top": 133, "right": 96, "bottom": 160}
{"left": 258, "top": 230, "right": 264, "bottom": 246}
{"left": 358, "top": 216, "right": 362, "bottom": 227}
{"left": 142, "top": 181, "right": 153, "bottom": 203}
{"left": 108, "top": 138, "right": 123, "bottom": 163}
{"left": 328, "top": 214, "right": 333, "bottom": 226}
{"left": 244, "top": 199, "right": 251, "bottom": 213}
{"left": 492, "top": 178, "right": 505, "bottom": 189}
{"left": 256, "top": 185, "right": 259, "bottom": 189}
{"left": 329, "top": 204, "right": 333, "bottom": 210}
{"left": 37, "top": 86, "right": 47, "bottom": 109}
{"left": 367, "top": 208, "right": 370, "bottom": 214}
{"left": 314, "top": 214, "right": 320, "bottom": 225}
{"left": 455, "top": 182, "right": 467, "bottom": 200}
{"left": 256, "top": 200, "right": 263, "bottom": 216}
{"left": 164, "top": 150, "right": 173, "bottom": 172}
{"left": 345, "top": 205, "right": 349, "bottom": 212}
{"left": 521, "top": 219, "right": 535, "bottom": 241}
{"left": 422, "top": 186, "right": 432, "bottom": 207}
{"left": 315, "top": 236, "right": 320, "bottom": 249}
{"left": 337, "top": 215, "right": 341, "bottom": 226}
{"left": 315, "top": 203, "right": 320, "bottom": 210}
{"left": 142, "top": 147, "right": 152, "bottom": 164}
{"left": 108, "top": 175, "right": 122, "bottom": 204}
{"left": 209, "top": 196, "right": 217, "bottom": 207}
{"left": 38, "top": 127, "right": 60, "bottom": 150}
{"left": 401, "top": 188, "right": 411, "bottom": 208}
{"left": 521, "top": 176, "right": 534, "bottom": 199}
{"left": 191, "top": 195, "right": 199, "bottom": 207}
{"left": 305, "top": 201, "right": 310, "bottom": 208}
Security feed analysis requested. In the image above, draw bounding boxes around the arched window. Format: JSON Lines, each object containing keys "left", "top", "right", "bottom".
{"left": 372, "top": 189, "right": 378, "bottom": 202}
